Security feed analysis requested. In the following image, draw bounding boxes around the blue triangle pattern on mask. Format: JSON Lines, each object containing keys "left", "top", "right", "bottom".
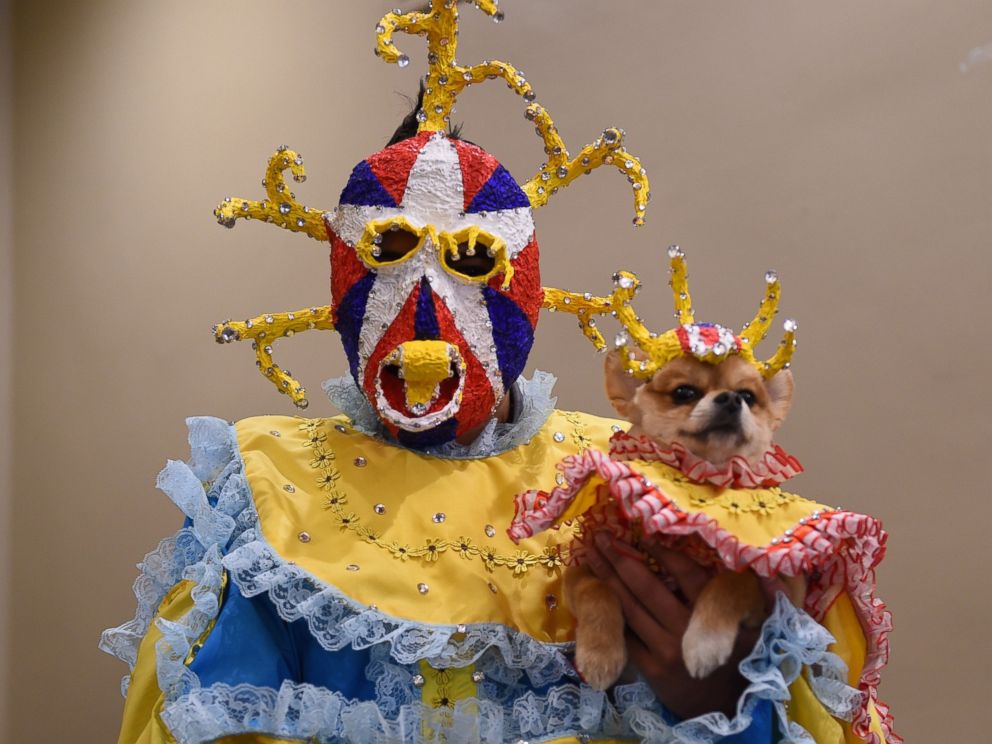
{"left": 483, "top": 286, "right": 534, "bottom": 390}
{"left": 336, "top": 272, "right": 377, "bottom": 381}
{"left": 339, "top": 160, "right": 398, "bottom": 208}
{"left": 466, "top": 165, "right": 531, "bottom": 213}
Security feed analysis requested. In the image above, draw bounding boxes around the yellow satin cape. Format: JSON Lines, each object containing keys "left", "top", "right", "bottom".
{"left": 116, "top": 411, "right": 887, "bottom": 743}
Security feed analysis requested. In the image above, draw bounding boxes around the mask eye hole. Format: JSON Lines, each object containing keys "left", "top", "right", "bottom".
{"left": 376, "top": 226, "right": 420, "bottom": 262}
{"left": 449, "top": 240, "right": 498, "bottom": 277}
{"left": 440, "top": 228, "right": 513, "bottom": 287}
{"left": 358, "top": 217, "right": 428, "bottom": 267}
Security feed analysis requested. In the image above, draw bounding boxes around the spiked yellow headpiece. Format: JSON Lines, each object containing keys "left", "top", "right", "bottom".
{"left": 545, "top": 247, "right": 798, "bottom": 379}
{"left": 211, "top": 1, "right": 652, "bottom": 410}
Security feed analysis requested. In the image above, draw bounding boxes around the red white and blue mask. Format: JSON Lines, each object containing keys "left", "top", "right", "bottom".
{"left": 326, "top": 132, "right": 541, "bottom": 447}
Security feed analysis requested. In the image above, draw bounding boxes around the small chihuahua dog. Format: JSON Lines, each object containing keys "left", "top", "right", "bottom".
{"left": 567, "top": 350, "right": 801, "bottom": 688}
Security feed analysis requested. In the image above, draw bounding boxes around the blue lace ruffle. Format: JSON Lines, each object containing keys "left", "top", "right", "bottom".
{"left": 103, "top": 416, "right": 864, "bottom": 743}
{"left": 653, "top": 594, "right": 860, "bottom": 743}
{"left": 99, "top": 417, "right": 243, "bottom": 699}
{"left": 322, "top": 370, "right": 558, "bottom": 460}
{"left": 224, "top": 536, "right": 576, "bottom": 686}
{"left": 161, "top": 678, "right": 665, "bottom": 744}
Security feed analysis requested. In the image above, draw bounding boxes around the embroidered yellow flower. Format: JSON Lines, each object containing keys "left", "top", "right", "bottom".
{"left": 303, "top": 431, "right": 327, "bottom": 447}
{"left": 540, "top": 547, "right": 564, "bottom": 571}
{"left": 333, "top": 511, "right": 360, "bottom": 530}
{"left": 725, "top": 499, "right": 744, "bottom": 515}
{"left": 431, "top": 695, "right": 453, "bottom": 709}
{"left": 316, "top": 471, "right": 340, "bottom": 489}
{"left": 322, "top": 492, "right": 348, "bottom": 510}
{"left": 480, "top": 546, "right": 504, "bottom": 572}
{"left": 510, "top": 550, "right": 538, "bottom": 575}
{"left": 689, "top": 493, "right": 711, "bottom": 509}
{"left": 358, "top": 526, "right": 381, "bottom": 543}
{"left": 452, "top": 537, "right": 478, "bottom": 559}
{"left": 310, "top": 449, "right": 336, "bottom": 468}
{"left": 422, "top": 538, "right": 447, "bottom": 562}
{"left": 388, "top": 542, "right": 414, "bottom": 561}
{"left": 752, "top": 495, "right": 774, "bottom": 516}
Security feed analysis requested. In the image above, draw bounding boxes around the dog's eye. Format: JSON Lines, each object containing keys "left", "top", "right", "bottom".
{"left": 671, "top": 385, "right": 701, "bottom": 404}
{"left": 737, "top": 389, "right": 757, "bottom": 407}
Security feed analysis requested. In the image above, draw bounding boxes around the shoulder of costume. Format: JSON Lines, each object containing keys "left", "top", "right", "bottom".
{"left": 102, "top": 409, "right": 629, "bottom": 699}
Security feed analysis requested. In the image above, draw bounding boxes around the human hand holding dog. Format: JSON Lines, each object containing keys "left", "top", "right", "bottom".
{"left": 585, "top": 532, "right": 771, "bottom": 720}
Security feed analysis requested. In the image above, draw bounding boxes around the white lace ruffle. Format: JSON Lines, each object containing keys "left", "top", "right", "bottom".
{"left": 159, "top": 596, "right": 856, "bottom": 744}
{"left": 161, "top": 678, "right": 662, "bottom": 744}
{"left": 655, "top": 594, "right": 861, "bottom": 744}
{"left": 99, "top": 416, "right": 238, "bottom": 696}
{"left": 98, "top": 528, "right": 207, "bottom": 696}
{"left": 321, "top": 370, "right": 558, "bottom": 460}
{"left": 224, "top": 537, "right": 576, "bottom": 687}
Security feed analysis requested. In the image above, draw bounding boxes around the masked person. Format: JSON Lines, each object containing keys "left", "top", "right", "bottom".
{"left": 101, "top": 4, "right": 897, "bottom": 743}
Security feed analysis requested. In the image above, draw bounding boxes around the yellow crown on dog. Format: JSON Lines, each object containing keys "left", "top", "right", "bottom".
{"left": 545, "top": 247, "right": 798, "bottom": 380}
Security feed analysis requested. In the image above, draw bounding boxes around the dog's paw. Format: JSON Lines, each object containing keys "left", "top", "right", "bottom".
{"left": 575, "top": 637, "right": 627, "bottom": 691}
{"left": 682, "top": 621, "right": 737, "bottom": 679}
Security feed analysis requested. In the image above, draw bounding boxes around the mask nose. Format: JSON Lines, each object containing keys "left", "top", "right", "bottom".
{"left": 386, "top": 340, "right": 460, "bottom": 413}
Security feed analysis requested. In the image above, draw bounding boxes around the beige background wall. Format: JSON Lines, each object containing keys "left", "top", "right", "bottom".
{"left": 0, "top": 0, "right": 11, "bottom": 736}
{"left": 6, "top": 0, "right": 992, "bottom": 740}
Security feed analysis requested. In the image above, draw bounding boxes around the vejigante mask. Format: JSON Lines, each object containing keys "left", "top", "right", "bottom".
{"left": 213, "top": 1, "right": 651, "bottom": 444}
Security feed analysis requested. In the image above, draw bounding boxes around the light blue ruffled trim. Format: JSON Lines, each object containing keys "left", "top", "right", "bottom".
{"left": 103, "top": 416, "right": 865, "bottom": 743}
{"left": 98, "top": 528, "right": 207, "bottom": 696}
{"left": 99, "top": 417, "right": 243, "bottom": 699}
{"left": 321, "top": 370, "right": 558, "bottom": 460}
{"left": 656, "top": 594, "right": 861, "bottom": 744}
{"left": 223, "top": 519, "right": 577, "bottom": 687}
{"left": 160, "top": 678, "right": 663, "bottom": 744}
{"left": 102, "top": 416, "right": 579, "bottom": 693}
{"left": 161, "top": 597, "right": 858, "bottom": 744}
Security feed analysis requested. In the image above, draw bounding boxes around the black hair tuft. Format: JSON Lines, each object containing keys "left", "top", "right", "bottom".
{"left": 386, "top": 82, "right": 466, "bottom": 147}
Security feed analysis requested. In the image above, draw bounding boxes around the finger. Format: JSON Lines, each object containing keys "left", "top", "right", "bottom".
{"left": 758, "top": 576, "right": 789, "bottom": 609}
{"left": 592, "top": 533, "right": 691, "bottom": 635}
{"left": 644, "top": 543, "right": 712, "bottom": 604}
{"left": 625, "top": 629, "right": 678, "bottom": 680}
{"left": 585, "top": 542, "right": 678, "bottom": 650}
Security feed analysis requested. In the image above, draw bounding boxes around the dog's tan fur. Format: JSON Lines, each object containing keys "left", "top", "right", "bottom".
{"left": 573, "top": 352, "right": 803, "bottom": 688}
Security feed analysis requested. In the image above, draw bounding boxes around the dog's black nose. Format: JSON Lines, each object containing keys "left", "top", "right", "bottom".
{"left": 714, "top": 392, "right": 742, "bottom": 411}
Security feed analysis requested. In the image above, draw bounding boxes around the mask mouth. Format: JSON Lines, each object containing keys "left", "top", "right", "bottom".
{"left": 373, "top": 341, "right": 467, "bottom": 432}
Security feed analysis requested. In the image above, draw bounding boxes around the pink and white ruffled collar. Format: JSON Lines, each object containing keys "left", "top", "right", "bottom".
{"left": 608, "top": 431, "right": 803, "bottom": 489}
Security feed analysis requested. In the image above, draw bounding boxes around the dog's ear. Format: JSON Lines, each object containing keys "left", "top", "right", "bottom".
{"left": 605, "top": 350, "right": 645, "bottom": 422}
{"left": 763, "top": 369, "right": 794, "bottom": 430}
